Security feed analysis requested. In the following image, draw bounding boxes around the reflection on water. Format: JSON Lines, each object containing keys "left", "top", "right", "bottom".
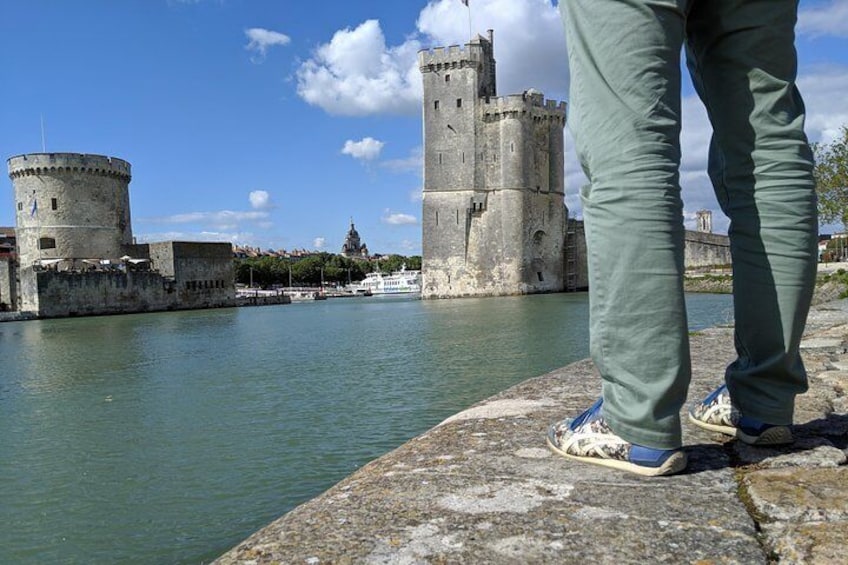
{"left": 0, "top": 292, "right": 732, "bottom": 563}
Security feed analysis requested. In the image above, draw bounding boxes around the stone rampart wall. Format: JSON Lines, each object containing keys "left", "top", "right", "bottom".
{"left": 0, "top": 258, "right": 17, "bottom": 310}
{"left": 685, "top": 231, "right": 731, "bottom": 269}
{"left": 23, "top": 270, "right": 176, "bottom": 318}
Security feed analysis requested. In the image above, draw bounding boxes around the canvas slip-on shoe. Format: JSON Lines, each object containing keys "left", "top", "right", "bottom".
{"left": 688, "top": 384, "right": 793, "bottom": 446}
{"left": 547, "top": 398, "right": 687, "bottom": 477}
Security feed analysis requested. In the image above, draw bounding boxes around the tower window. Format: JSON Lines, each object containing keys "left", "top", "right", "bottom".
{"left": 456, "top": 98, "right": 462, "bottom": 108}
{"left": 445, "top": 74, "right": 450, "bottom": 82}
{"left": 39, "top": 237, "right": 56, "bottom": 250}
{"left": 51, "top": 198, "right": 57, "bottom": 210}
{"left": 436, "top": 211, "right": 439, "bottom": 226}
{"left": 434, "top": 100, "right": 440, "bottom": 110}
{"left": 17, "top": 202, "right": 23, "bottom": 211}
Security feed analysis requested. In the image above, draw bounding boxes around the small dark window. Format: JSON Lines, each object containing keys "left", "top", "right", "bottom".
{"left": 445, "top": 74, "right": 450, "bottom": 82}
{"left": 461, "top": 152, "right": 465, "bottom": 163}
{"left": 17, "top": 202, "right": 23, "bottom": 211}
{"left": 456, "top": 98, "right": 462, "bottom": 108}
{"left": 537, "top": 272, "right": 544, "bottom": 282}
{"left": 39, "top": 237, "right": 56, "bottom": 250}
{"left": 435, "top": 211, "right": 439, "bottom": 226}
{"left": 51, "top": 198, "right": 57, "bottom": 210}
{"left": 438, "top": 153, "right": 443, "bottom": 165}
{"left": 434, "top": 100, "right": 440, "bottom": 110}
{"left": 185, "top": 282, "right": 191, "bottom": 290}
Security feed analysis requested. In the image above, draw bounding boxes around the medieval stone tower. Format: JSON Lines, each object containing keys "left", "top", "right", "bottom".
{"left": 418, "top": 31, "right": 567, "bottom": 299}
{"left": 8, "top": 153, "right": 133, "bottom": 270}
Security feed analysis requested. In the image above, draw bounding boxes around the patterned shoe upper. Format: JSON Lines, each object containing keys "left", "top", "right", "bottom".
{"left": 690, "top": 383, "right": 740, "bottom": 426}
{"left": 549, "top": 399, "right": 631, "bottom": 462}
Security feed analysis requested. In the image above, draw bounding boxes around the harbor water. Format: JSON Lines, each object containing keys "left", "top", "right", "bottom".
{"left": 0, "top": 292, "right": 733, "bottom": 564}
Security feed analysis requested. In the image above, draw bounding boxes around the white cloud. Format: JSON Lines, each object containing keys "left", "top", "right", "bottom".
{"left": 135, "top": 231, "right": 252, "bottom": 244}
{"left": 296, "top": 20, "right": 422, "bottom": 116}
{"left": 313, "top": 237, "right": 326, "bottom": 249}
{"left": 798, "top": 1, "right": 848, "bottom": 38}
{"left": 408, "top": 187, "right": 423, "bottom": 202}
{"left": 295, "top": 1, "right": 567, "bottom": 116}
{"left": 798, "top": 65, "right": 848, "bottom": 145}
{"left": 382, "top": 211, "right": 418, "bottom": 225}
{"left": 382, "top": 146, "right": 423, "bottom": 173}
{"left": 342, "top": 137, "right": 385, "bottom": 160}
{"left": 249, "top": 190, "right": 273, "bottom": 210}
{"left": 417, "top": 0, "right": 567, "bottom": 97}
{"left": 245, "top": 28, "right": 291, "bottom": 62}
{"left": 144, "top": 210, "right": 269, "bottom": 226}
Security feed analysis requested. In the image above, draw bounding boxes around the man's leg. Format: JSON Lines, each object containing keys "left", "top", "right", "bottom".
{"left": 561, "top": 0, "right": 690, "bottom": 450}
{"left": 686, "top": 0, "right": 817, "bottom": 426}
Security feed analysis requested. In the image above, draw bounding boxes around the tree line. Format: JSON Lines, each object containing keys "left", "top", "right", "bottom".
{"left": 234, "top": 253, "right": 422, "bottom": 288}
{"left": 815, "top": 124, "right": 848, "bottom": 230}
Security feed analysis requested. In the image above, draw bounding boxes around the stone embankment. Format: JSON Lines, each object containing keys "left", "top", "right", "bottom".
{"left": 216, "top": 300, "right": 848, "bottom": 564}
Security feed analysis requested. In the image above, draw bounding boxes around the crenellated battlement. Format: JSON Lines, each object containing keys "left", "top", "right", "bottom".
{"left": 7, "top": 153, "right": 131, "bottom": 181}
{"left": 479, "top": 92, "right": 567, "bottom": 123}
{"left": 418, "top": 43, "right": 488, "bottom": 72}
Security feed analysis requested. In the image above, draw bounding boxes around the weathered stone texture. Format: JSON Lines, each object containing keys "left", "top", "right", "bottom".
{"left": 684, "top": 231, "right": 732, "bottom": 269}
{"left": 0, "top": 257, "right": 16, "bottom": 310}
{"left": 419, "top": 34, "right": 567, "bottom": 299}
{"left": 8, "top": 153, "right": 132, "bottom": 273}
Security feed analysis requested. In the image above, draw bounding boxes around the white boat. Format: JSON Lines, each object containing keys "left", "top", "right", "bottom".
{"left": 352, "top": 266, "right": 422, "bottom": 295}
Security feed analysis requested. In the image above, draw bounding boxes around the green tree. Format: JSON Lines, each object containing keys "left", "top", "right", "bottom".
{"left": 814, "top": 125, "right": 848, "bottom": 228}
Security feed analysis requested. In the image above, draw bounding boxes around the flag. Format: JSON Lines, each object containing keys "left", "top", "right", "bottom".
{"left": 461, "top": 0, "right": 469, "bottom": 6}
{"left": 30, "top": 199, "right": 38, "bottom": 217}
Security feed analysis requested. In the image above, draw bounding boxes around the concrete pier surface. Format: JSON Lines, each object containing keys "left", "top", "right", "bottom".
{"left": 216, "top": 299, "right": 848, "bottom": 564}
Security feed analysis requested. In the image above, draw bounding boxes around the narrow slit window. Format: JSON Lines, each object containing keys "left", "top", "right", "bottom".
{"left": 461, "top": 152, "right": 465, "bottom": 163}
{"left": 537, "top": 272, "right": 544, "bottom": 282}
{"left": 435, "top": 211, "right": 439, "bottom": 226}
{"left": 38, "top": 237, "right": 56, "bottom": 250}
{"left": 434, "top": 100, "right": 440, "bottom": 110}
{"left": 456, "top": 98, "right": 462, "bottom": 108}
{"left": 51, "top": 198, "right": 57, "bottom": 210}
{"left": 445, "top": 74, "right": 450, "bottom": 82}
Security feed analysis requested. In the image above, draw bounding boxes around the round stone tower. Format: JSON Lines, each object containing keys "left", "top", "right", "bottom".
{"left": 7, "top": 153, "right": 132, "bottom": 268}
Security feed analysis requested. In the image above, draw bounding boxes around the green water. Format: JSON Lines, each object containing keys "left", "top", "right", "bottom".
{"left": 0, "top": 292, "right": 733, "bottom": 563}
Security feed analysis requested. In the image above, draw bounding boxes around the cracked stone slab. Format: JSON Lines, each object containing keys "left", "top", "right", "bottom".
{"left": 765, "top": 521, "right": 848, "bottom": 565}
{"left": 733, "top": 437, "right": 847, "bottom": 468}
{"left": 743, "top": 467, "right": 848, "bottom": 523}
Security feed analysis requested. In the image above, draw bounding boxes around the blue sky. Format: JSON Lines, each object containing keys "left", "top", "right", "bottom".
{"left": 2, "top": 0, "right": 847, "bottom": 255}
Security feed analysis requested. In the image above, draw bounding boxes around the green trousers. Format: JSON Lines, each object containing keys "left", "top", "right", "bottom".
{"left": 560, "top": 0, "right": 818, "bottom": 449}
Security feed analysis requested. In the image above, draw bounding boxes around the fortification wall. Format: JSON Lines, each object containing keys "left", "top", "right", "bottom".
{"left": 148, "top": 241, "right": 235, "bottom": 309}
{"left": 422, "top": 190, "right": 564, "bottom": 298}
{"left": 8, "top": 153, "right": 132, "bottom": 268}
{"left": 20, "top": 269, "right": 176, "bottom": 318}
{"left": 684, "top": 231, "right": 731, "bottom": 269}
{"left": 564, "top": 219, "right": 589, "bottom": 291}
{"left": 0, "top": 258, "right": 17, "bottom": 310}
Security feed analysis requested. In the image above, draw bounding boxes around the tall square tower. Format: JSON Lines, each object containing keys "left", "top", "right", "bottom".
{"left": 419, "top": 32, "right": 567, "bottom": 298}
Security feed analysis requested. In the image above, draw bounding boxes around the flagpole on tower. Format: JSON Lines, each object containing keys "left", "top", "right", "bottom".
{"left": 462, "top": 0, "right": 472, "bottom": 41}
